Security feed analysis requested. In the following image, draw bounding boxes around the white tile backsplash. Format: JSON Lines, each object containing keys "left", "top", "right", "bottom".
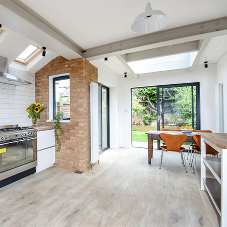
{"left": 0, "top": 66, "right": 35, "bottom": 127}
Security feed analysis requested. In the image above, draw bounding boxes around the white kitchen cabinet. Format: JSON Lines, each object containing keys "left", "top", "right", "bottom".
{"left": 36, "top": 129, "right": 55, "bottom": 173}
{"left": 37, "top": 129, "right": 55, "bottom": 151}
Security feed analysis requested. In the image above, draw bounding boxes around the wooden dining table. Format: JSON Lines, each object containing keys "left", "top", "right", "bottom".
{"left": 146, "top": 130, "right": 195, "bottom": 164}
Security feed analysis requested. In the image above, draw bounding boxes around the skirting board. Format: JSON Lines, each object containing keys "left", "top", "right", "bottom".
{"left": 36, "top": 164, "right": 53, "bottom": 173}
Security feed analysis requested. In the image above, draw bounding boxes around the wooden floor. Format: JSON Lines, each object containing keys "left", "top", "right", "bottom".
{"left": 0, "top": 148, "right": 219, "bottom": 227}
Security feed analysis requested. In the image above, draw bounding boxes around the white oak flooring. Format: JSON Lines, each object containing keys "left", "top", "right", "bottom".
{"left": 0, "top": 148, "right": 219, "bottom": 227}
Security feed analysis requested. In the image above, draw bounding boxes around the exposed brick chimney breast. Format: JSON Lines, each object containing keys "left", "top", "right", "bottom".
{"left": 35, "top": 56, "right": 98, "bottom": 172}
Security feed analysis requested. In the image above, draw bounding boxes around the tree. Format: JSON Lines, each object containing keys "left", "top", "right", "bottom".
{"left": 132, "top": 94, "right": 144, "bottom": 118}
{"left": 132, "top": 87, "right": 157, "bottom": 113}
{"left": 169, "top": 86, "right": 196, "bottom": 125}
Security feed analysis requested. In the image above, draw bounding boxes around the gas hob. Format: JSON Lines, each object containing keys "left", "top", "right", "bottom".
{"left": 0, "top": 125, "right": 37, "bottom": 142}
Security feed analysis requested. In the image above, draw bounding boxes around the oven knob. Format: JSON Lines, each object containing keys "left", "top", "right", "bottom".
{"left": 1, "top": 137, "right": 4, "bottom": 140}
{"left": 9, "top": 136, "right": 12, "bottom": 139}
{"left": 15, "top": 135, "right": 18, "bottom": 137}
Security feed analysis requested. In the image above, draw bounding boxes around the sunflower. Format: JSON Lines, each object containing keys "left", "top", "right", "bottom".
{"left": 26, "top": 108, "right": 29, "bottom": 112}
{"left": 34, "top": 107, "right": 39, "bottom": 113}
{"left": 37, "top": 103, "right": 41, "bottom": 108}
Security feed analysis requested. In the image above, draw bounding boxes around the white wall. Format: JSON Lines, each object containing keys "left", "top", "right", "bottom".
{"left": 217, "top": 52, "right": 227, "bottom": 132}
{"left": 118, "top": 65, "right": 217, "bottom": 148}
{"left": 91, "top": 60, "right": 119, "bottom": 88}
{"left": 91, "top": 60, "right": 119, "bottom": 149}
{"left": 0, "top": 66, "right": 35, "bottom": 126}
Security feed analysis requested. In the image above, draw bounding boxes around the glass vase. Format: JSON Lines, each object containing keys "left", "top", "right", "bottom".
{"left": 32, "top": 118, "right": 37, "bottom": 126}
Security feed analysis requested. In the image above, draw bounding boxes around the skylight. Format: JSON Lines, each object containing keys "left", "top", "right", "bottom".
{"left": 0, "top": 29, "right": 4, "bottom": 36}
{"left": 127, "top": 52, "right": 198, "bottom": 74}
{"left": 16, "top": 44, "right": 38, "bottom": 61}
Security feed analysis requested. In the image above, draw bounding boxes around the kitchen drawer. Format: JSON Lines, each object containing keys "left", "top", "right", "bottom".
{"left": 37, "top": 129, "right": 55, "bottom": 151}
{"left": 36, "top": 146, "right": 55, "bottom": 173}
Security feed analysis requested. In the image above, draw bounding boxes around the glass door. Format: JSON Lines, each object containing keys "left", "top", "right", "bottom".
{"left": 98, "top": 84, "right": 109, "bottom": 154}
{"left": 157, "top": 83, "right": 200, "bottom": 148}
{"left": 131, "top": 83, "right": 200, "bottom": 149}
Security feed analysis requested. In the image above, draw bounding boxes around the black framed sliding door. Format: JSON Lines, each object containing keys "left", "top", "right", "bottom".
{"left": 157, "top": 82, "right": 200, "bottom": 149}
{"left": 98, "top": 83, "right": 110, "bottom": 154}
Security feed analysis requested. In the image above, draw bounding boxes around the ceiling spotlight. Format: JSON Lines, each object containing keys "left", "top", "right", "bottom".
{"left": 131, "top": 1, "right": 169, "bottom": 34}
{"left": 42, "top": 47, "right": 46, "bottom": 56}
{"left": 204, "top": 61, "right": 208, "bottom": 68}
{"left": 124, "top": 72, "right": 127, "bottom": 78}
{"left": 104, "top": 57, "right": 108, "bottom": 61}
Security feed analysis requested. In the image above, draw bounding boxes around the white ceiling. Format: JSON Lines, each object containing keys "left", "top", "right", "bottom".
{"left": 198, "top": 35, "right": 227, "bottom": 65}
{"left": 21, "top": 0, "right": 227, "bottom": 49}
{"left": 0, "top": 0, "right": 226, "bottom": 74}
{"left": 0, "top": 26, "right": 57, "bottom": 73}
{"left": 0, "top": 27, "right": 31, "bottom": 64}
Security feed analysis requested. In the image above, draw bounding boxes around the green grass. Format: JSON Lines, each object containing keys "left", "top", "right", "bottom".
{"left": 132, "top": 125, "right": 180, "bottom": 131}
{"left": 132, "top": 125, "right": 190, "bottom": 145}
{"left": 132, "top": 125, "right": 156, "bottom": 131}
{"left": 132, "top": 131, "right": 157, "bottom": 143}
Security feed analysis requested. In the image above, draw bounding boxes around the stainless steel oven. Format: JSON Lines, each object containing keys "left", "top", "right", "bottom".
{"left": 0, "top": 125, "right": 37, "bottom": 188}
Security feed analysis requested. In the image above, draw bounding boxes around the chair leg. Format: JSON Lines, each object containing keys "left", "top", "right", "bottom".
{"left": 181, "top": 152, "right": 188, "bottom": 173}
{"left": 181, "top": 152, "right": 183, "bottom": 164}
{"left": 187, "top": 146, "right": 191, "bottom": 160}
{"left": 182, "top": 152, "right": 186, "bottom": 167}
{"left": 184, "top": 157, "right": 188, "bottom": 173}
{"left": 182, "top": 152, "right": 185, "bottom": 166}
{"left": 190, "top": 152, "right": 195, "bottom": 167}
{"left": 189, "top": 148, "right": 193, "bottom": 165}
{"left": 192, "top": 153, "right": 198, "bottom": 174}
{"left": 159, "top": 149, "right": 164, "bottom": 169}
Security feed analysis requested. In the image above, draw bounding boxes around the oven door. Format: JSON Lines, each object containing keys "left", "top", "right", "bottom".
{"left": 0, "top": 137, "right": 37, "bottom": 174}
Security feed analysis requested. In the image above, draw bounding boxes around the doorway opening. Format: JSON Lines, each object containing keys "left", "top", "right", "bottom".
{"left": 98, "top": 83, "right": 110, "bottom": 154}
{"left": 131, "top": 83, "right": 200, "bottom": 149}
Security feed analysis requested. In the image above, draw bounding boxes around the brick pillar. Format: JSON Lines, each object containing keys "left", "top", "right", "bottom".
{"left": 35, "top": 56, "right": 98, "bottom": 172}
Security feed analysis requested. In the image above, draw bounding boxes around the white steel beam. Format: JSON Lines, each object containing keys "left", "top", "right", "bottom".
{"left": 116, "top": 56, "right": 139, "bottom": 79}
{"left": 188, "top": 38, "right": 211, "bottom": 72}
{"left": 123, "top": 41, "right": 200, "bottom": 62}
{"left": 0, "top": 0, "right": 83, "bottom": 59}
{"left": 84, "top": 17, "right": 227, "bottom": 61}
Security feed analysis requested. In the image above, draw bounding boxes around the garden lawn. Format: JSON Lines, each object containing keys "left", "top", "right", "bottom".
{"left": 132, "top": 131, "right": 157, "bottom": 143}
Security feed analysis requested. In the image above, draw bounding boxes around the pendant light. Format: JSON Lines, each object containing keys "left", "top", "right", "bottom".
{"left": 131, "top": 1, "right": 169, "bottom": 34}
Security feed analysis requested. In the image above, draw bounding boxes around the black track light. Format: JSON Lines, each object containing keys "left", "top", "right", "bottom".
{"left": 104, "top": 57, "right": 108, "bottom": 61}
{"left": 204, "top": 61, "right": 208, "bottom": 68}
{"left": 124, "top": 72, "right": 127, "bottom": 78}
{"left": 0, "top": 24, "right": 2, "bottom": 29}
{"left": 42, "top": 47, "right": 46, "bottom": 56}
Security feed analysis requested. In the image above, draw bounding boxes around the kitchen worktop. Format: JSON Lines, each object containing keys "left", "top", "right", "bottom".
{"left": 34, "top": 126, "right": 55, "bottom": 131}
{"left": 200, "top": 133, "right": 227, "bottom": 149}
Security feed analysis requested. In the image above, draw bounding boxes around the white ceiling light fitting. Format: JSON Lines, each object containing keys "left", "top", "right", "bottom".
{"left": 131, "top": 1, "right": 169, "bottom": 34}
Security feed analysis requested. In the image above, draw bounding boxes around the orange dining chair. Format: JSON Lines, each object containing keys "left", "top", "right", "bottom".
{"left": 191, "top": 134, "right": 219, "bottom": 173}
{"left": 160, "top": 128, "right": 181, "bottom": 146}
{"left": 187, "top": 130, "right": 212, "bottom": 164}
{"left": 160, "top": 133, "right": 188, "bottom": 172}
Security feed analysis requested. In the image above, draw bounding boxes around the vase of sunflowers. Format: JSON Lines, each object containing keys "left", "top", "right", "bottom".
{"left": 26, "top": 102, "right": 46, "bottom": 126}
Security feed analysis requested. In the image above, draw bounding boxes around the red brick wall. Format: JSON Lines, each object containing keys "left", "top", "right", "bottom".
{"left": 62, "top": 103, "right": 70, "bottom": 119}
{"left": 35, "top": 56, "right": 98, "bottom": 172}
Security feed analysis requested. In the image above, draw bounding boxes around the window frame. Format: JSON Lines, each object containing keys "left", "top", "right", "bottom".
{"left": 53, "top": 75, "right": 70, "bottom": 121}
{"left": 0, "top": 29, "right": 4, "bottom": 36}
{"left": 14, "top": 44, "right": 42, "bottom": 66}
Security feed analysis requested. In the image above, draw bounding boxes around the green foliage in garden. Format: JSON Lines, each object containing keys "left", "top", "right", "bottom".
{"left": 143, "top": 110, "right": 157, "bottom": 125}
{"left": 171, "top": 86, "right": 196, "bottom": 125}
{"left": 132, "top": 94, "right": 144, "bottom": 117}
